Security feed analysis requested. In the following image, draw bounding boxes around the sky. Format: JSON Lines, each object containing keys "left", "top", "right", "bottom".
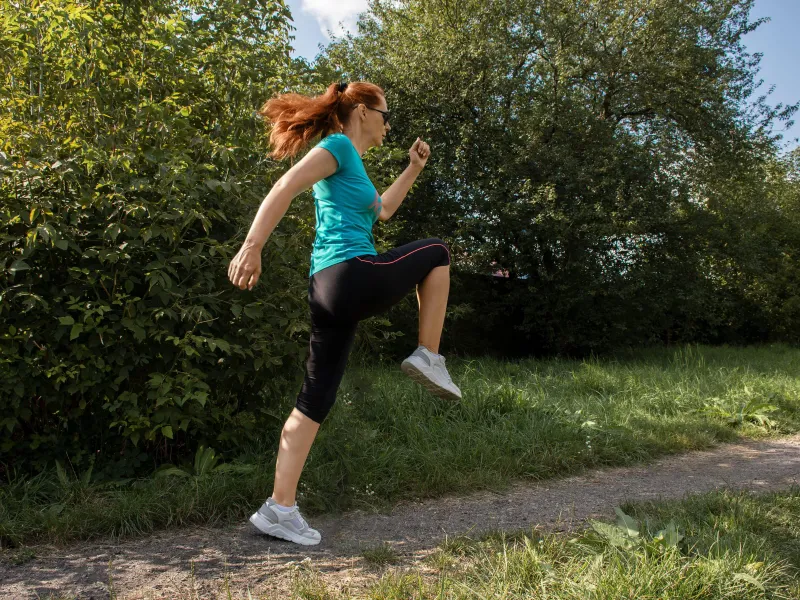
{"left": 284, "top": 0, "right": 799, "bottom": 150}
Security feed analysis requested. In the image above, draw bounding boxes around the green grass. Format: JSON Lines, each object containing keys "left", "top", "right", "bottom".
{"left": 2, "top": 344, "right": 799, "bottom": 547}
{"left": 288, "top": 488, "right": 800, "bottom": 599}
{"left": 361, "top": 542, "right": 401, "bottom": 567}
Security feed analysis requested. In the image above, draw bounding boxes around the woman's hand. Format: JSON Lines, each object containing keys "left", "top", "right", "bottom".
{"left": 228, "top": 242, "right": 262, "bottom": 291}
{"left": 409, "top": 137, "right": 431, "bottom": 169}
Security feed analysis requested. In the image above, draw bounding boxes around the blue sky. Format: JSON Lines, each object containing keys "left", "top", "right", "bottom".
{"left": 285, "top": 0, "right": 798, "bottom": 149}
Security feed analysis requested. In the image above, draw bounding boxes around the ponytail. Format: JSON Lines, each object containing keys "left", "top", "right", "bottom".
{"left": 260, "top": 81, "right": 385, "bottom": 160}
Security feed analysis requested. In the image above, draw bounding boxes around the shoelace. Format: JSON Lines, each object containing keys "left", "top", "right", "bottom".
{"left": 272, "top": 503, "right": 308, "bottom": 527}
{"left": 292, "top": 507, "right": 311, "bottom": 530}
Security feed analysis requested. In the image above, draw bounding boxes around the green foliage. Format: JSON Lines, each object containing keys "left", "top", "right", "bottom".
{"left": 589, "top": 506, "right": 685, "bottom": 554}
{"left": 153, "top": 445, "right": 255, "bottom": 478}
{"left": 0, "top": 0, "right": 312, "bottom": 476}
{"left": 701, "top": 395, "right": 780, "bottom": 429}
{"left": 325, "top": 0, "right": 800, "bottom": 355}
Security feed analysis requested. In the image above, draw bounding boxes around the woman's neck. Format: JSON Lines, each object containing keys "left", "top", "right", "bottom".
{"left": 341, "top": 125, "right": 368, "bottom": 157}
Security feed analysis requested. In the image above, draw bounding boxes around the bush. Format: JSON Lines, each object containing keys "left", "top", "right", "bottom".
{"left": 0, "top": 0, "right": 313, "bottom": 477}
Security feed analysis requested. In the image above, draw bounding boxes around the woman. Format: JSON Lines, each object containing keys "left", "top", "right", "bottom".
{"left": 227, "top": 81, "right": 462, "bottom": 546}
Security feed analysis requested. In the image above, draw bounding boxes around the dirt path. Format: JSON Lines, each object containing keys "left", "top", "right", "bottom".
{"left": 3, "top": 434, "right": 800, "bottom": 599}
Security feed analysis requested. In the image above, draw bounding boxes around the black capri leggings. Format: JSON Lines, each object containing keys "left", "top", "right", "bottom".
{"left": 295, "top": 238, "right": 451, "bottom": 423}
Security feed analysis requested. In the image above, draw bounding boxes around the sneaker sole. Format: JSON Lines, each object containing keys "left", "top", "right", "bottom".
{"left": 401, "top": 359, "right": 462, "bottom": 402}
{"left": 249, "top": 512, "right": 321, "bottom": 546}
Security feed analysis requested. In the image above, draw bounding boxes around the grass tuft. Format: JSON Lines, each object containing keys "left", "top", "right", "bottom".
{"left": 361, "top": 542, "right": 400, "bottom": 566}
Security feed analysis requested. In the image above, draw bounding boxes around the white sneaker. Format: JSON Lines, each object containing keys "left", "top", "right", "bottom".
{"left": 401, "top": 346, "right": 462, "bottom": 401}
{"left": 249, "top": 498, "right": 321, "bottom": 546}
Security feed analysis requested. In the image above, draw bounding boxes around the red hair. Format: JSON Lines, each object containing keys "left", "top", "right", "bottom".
{"left": 260, "top": 82, "right": 385, "bottom": 160}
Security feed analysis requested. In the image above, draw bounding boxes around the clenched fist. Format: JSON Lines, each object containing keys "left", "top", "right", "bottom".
{"left": 409, "top": 137, "right": 431, "bottom": 169}
{"left": 228, "top": 242, "right": 262, "bottom": 291}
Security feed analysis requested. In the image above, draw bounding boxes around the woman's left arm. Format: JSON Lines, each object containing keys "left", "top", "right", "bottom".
{"left": 378, "top": 138, "right": 430, "bottom": 221}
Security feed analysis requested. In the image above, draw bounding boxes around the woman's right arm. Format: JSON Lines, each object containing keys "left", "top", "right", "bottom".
{"left": 244, "top": 148, "right": 337, "bottom": 249}
{"left": 228, "top": 148, "right": 337, "bottom": 291}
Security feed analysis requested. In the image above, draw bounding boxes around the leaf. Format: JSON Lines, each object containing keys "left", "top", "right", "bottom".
{"left": 59, "top": 316, "right": 75, "bottom": 326}
{"left": 105, "top": 223, "right": 121, "bottom": 241}
{"left": 162, "top": 426, "right": 173, "bottom": 439}
{"left": 154, "top": 465, "right": 190, "bottom": 479}
{"left": 614, "top": 507, "right": 639, "bottom": 537}
{"left": 80, "top": 460, "right": 94, "bottom": 486}
{"left": 653, "top": 521, "right": 683, "bottom": 547}
{"left": 122, "top": 318, "right": 146, "bottom": 341}
{"left": 732, "top": 573, "right": 765, "bottom": 590}
{"left": 744, "top": 562, "right": 764, "bottom": 574}
{"left": 194, "top": 446, "right": 218, "bottom": 476}
{"left": 9, "top": 260, "right": 30, "bottom": 273}
{"left": 70, "top": 324, "right": 84, "bottom": 340}
{"left": 55, "top": 460, "right": 69, "bottom": 487}
{"left": 590, "top": 521, "right": 636, "bottom": 549}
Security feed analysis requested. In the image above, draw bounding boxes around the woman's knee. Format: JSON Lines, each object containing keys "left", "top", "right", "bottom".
{"left": 427, "top": 238, "right": 451, "bottom": 267}
{"left": 294, "top": 323, "right": 355, "bottom": 424}
{"left": 295, "top": 388, "right": 336, "bottom": 424}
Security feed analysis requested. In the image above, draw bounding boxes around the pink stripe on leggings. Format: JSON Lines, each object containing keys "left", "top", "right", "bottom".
{"left": 355, "top": 243, "right": 450, "bottom": 266}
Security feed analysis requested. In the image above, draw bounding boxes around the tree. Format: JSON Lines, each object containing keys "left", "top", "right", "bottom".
{"left": 321, "top": 0, "right": 797, "bottom": 354}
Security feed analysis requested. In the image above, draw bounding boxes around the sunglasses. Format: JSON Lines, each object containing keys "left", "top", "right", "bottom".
{"left": 366, "top": 106, "right": 391, "bottom": 125}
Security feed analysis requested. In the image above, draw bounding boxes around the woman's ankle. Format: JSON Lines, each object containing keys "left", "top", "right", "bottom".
{"left": 419, "top": 343, "right": 440, "bottom": 355}
{"left": 270, "top": 493, "right": 296, "bottom": 507}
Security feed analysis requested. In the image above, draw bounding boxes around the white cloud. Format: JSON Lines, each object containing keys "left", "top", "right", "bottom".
{"left": 299, "top": 0, "right": 369, "bottom": 39}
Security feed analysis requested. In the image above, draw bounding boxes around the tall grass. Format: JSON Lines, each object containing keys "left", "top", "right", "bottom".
{"left": 2, "top": 344, "right": 799, "bottom": 547}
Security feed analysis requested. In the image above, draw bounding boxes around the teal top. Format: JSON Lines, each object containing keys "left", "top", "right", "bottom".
{"left": 309, "top": 133, "right": 381, "bottom": 277}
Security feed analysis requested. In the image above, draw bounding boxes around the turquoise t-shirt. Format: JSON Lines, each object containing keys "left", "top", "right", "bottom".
{"left": 309, "top": 133, "right": 381, "bottom": 277}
